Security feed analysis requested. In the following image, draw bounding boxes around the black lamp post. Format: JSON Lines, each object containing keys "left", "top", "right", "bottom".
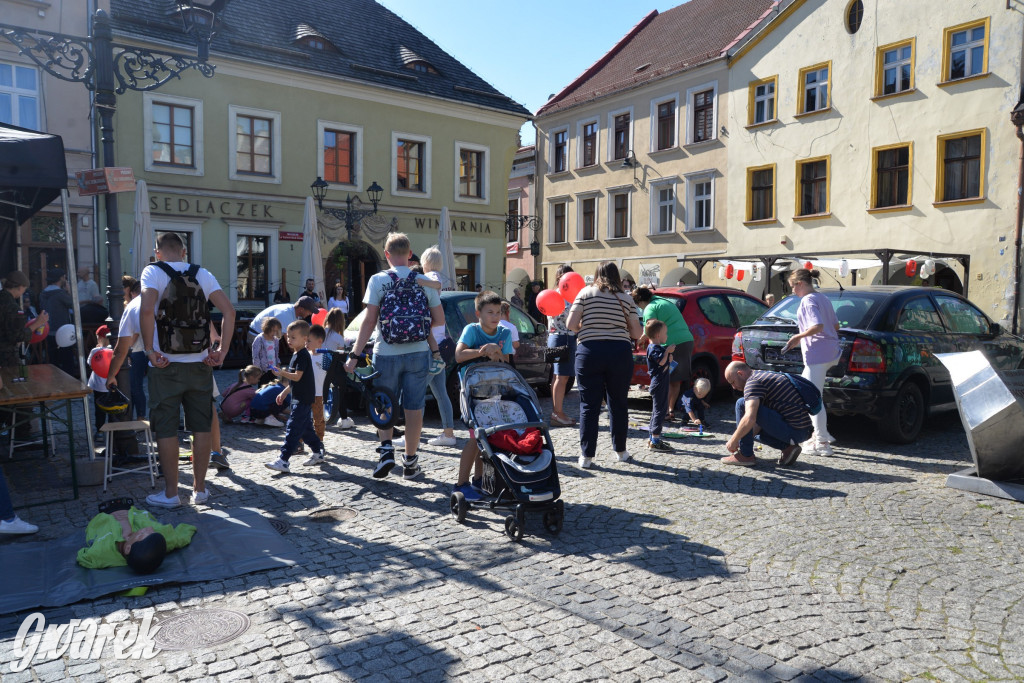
{"left": 310, "top": 177, "right": 383, "bottom": 298}
{"left": 0, "top": 1, "right": 225, "bottom": 325}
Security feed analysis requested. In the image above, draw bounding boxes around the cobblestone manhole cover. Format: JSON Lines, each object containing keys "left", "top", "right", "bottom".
{"left": 153, "top": 609, "right": 250, "bottom": 651}
{"left": 268, "top": 519, "right": 290, "bottom": 535}
{"left": 307, "top": 506, "right": 358, "bottom": 523}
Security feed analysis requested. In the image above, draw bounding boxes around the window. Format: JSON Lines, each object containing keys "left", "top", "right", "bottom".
{"left": 459, "top": 149, "right": 483, "bottom": 198}
{"left": 236, "top": 234, "right": 269, "bottom": 301}
{"left": 610, "top": 191, "right": 630, "bottom": 238}
{"left": 578, "top": 196, "right": 597, "bottom": 241}
{"left": 392, "top": 131, "right": 432, "bottom": 196}
{"left": 799, "top": 63, "right": 830, "bottom": 114}
{"left": 687, "top": 174, "right": 714, "bottom": 231}
{"left": 0, "top": 62, "right": 39, "bottom": 130}
{"left": 727, "top": 295, "right": 766, "bottom": 327}
{"left": 943, "top": 19, "right": 989, "bottom": 82}
{"left": 692, "top": 89, "right": 714, "bottom": 142}
{"left": 935, "top": 295, "right": 989, "bottom": 335}
{"left": 846, "top": 0, "right": 863, "bottom": 34}
{"left": 897, "top": 298, "right": 945, "bottom": 333}
{"left": 146, "top": 93, "right": 204, "bottom": 176}
{"left": 697, "top": 295, "right": 733, "bottom": 327}
{"left": 746, "top": 165, "right": 775, "bottom": 222}
{"left": 876, "top": 41, "right": 914, "bottom": 96}
{"left": 612, "top": 113, "right": 630, "bottom": 160}
{"left": 937, "top": 130, "right": 984, "bottom": 203}
{"left": 324, "top": 129, "right": 355, "bottom": 185}
{"left": 580, "top": 120, "right": 597, "bottom": 167}
{"left": 872, "top": 144, "right": 911, "bottom": 209}
{"left": 506, "top": 305, "right": 537, "bottom": 337}
{"left": 651, "top": 182, "right": 675, "bottom": 234}
{"left": 796, "top": 156, "right": 830, "bottom": 216}
{"left": 748, "top": 77, "right": 777, "bottom": 125}
{"left": 552, "top": 129, "right": 568, "bottom": 173}
{"left": 551, "top": 201, "right": 567, "bottom": 243}
{"left": 508, "top": 198, "right": 519, "bottom": 217}
{"left": 656, "top": 100, "right": 675, "bottom": 150}
{"left": 228, "top": 105, "right": 281, "bottom": 183}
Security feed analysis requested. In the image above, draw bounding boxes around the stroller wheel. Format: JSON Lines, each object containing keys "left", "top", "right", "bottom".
{"left": 543, "top": 507, "right": 563, "bottom": 535}
{"left": 367, "top": 386, "right": 398, "bottom": 430}
{"left": 504, "top": 515, "right": 524, "bottom": 543}
{"left": 450, "top": 492, "right": 468, "bottom": 523}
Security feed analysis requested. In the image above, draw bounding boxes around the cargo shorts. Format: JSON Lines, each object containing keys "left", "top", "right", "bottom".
{"left": 148, "top": 362, "right": 213, "bottom": 439}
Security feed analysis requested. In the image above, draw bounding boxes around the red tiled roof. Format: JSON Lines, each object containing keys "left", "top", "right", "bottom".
{"left": 537, "top": 0, "right": 777, "bottom": 117}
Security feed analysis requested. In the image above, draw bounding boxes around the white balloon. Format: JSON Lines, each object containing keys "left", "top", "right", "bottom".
{"left": 718, "top": 266, "right": 726, "bottom": 280}
{"left": 838, "top": 259, "right": 850, "bottom": 278}
{"left": 56, "top": 324, "right": 76, "bottom": 348}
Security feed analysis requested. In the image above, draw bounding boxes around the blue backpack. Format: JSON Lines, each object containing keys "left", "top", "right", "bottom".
{"left": 785, "top": 373, "right": 823, "bottom": 415}
{"left": 378, "top": 270, "right": 431, "bottom": 344}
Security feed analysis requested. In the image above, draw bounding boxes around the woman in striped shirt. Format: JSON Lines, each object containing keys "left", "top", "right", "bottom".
{"left": 566, "top": 262, "right": 642, "bottom": 469}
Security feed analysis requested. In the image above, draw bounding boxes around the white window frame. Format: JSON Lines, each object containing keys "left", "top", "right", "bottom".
{"left": 752, "top": 80, "right": 776, "bottom": 124}
{"left": 454, "top": 140, "right": 490, "bottom": 205}
{"left": 606, "top": 186, "right": 633, "bottom": 240}
{"left": 950, "top": 25, "right": 985, "bottom": 79}
{"left": 685, "top": 81, "right": 718, "bottom": 145}
{"left": 144, "top": 92, "right": 204, "bottom": 176}
{"left": 576, "top": 117, "right": 599, "bottom": 168}
{"left": 0, "top": 61, "right": 40, "bottom": 130}
{"left": 684, "top": 171, "right": 716, "bottom": 232}
{"left": 649, "top": 94, "right": 679, "bottom": 153}
{"left": 317, "top": 119, "right": 362, "bottom": 190}
{"left": 152, "top": 217, "right": 204, "bottom": 265}
{"left": 547, "top": 196, "right": 570, "bottom": 244}
{"left": 882, "top": 44, "right": 913, "bottom": 95}
{"left": 548, "top": 126, "right": 570, "bottom": 175}
{"left": 391, "top": 130, "right": 432, "bottom": 198}
{"left": 226, "top": 222, "right": 281, "bottom": 305}
{"left": 607, "top": 106, "right": 634, "bottom": 162}
{"left": 649, "top": 179, "right": 678, "bottom": 235}
{"left": 575, "top": 192, "right": 601, "bottom": 242}
{"left": 228, "top": 104, "right": 282, "bottom": 184}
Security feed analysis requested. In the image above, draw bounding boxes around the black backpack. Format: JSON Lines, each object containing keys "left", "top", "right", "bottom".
{"left": 785, "top": 373, "right": 823, "bottom": 415}
{"left": 154, "top": 261, "right": 211, "bottom": 354}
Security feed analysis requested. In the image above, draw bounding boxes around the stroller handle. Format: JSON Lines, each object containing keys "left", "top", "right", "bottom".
{"left": 476, "top": 421, "right": 548, "bottom": 437}
{"left": 317, "top": 348, "right": 381, "bottom": 383}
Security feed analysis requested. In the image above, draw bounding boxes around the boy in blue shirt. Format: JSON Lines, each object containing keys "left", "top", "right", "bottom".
{"left": 645, "top": 319, "right": 675, "bottom": 451}
{"left": 265, "top": 320, "right": 326, "bottom": 472}
{"left": 680, "top": 378, "right": 712, "bottom": 427}
{"left": 453, "top": 291, "right": 513, "bottom": 500}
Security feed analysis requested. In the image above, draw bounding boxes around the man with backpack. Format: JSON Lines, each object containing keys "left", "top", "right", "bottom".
{"left": 139, "top": 233, "right": 235, "bottom": 508}
{"left": 345, "top": 233, "right": 444, "bottom": 481}
{"left": 721, "top": 361, "right": 816, "bottom": 468}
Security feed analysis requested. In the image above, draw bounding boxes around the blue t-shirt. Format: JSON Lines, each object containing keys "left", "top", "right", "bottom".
{"left": 647, "top": 342, "right": 669, "bottom": 379}
{"left": 250, "top": 383, "right": 285, "bottom": 413}
{"left": 679, "top": 388, "right": 706, "bottom": 418}
{"left": 458, "top": 323, "right": 513, "bottom": 355}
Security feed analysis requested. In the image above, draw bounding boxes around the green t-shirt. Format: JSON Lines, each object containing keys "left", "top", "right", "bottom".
{"left": 76, "top": 507, "right": 196, "bottom": 569}
{"left": 643, "top": 297, "right": 693, "bottom": 345}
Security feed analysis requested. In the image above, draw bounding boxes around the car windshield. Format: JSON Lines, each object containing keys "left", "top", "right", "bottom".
{"left": 761, "top": 292, "right": 882, "bottom": 329}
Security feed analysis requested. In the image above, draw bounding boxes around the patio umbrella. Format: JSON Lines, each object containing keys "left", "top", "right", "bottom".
{"left": 300, "top": 195, "right": 325, "bottom": 299}
{"left": 438, "top": 206, "right": 457, "bottom": 290}
{"left": 131, "top": 179, "right": 153, "bottom": 278}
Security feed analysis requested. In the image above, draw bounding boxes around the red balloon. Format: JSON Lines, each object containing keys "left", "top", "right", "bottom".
{"left": 905, "top": 260, "right": 918, "bottom": 277}
{"left": 725, "top": 264, "right": 735, "bottom": 280}
{"left": 90, "top": 348, "right": 114, "bottom": 379}
{"left": 736, "top": 269, "right": 745, "bottom": 282}
{"left": 536, "top": 289, "right": 566, "bottom": 317}
{"left": 558, "top": 272, "right": 586, "bottom": 303}
{"left": 26, "top": 318, "right": 48, "bottom": 344}
{"left": 804, "top": 261, "right": 814, "bottom": 270}
{"left": 311, "top": 308, "right": 328, "bottom": 326}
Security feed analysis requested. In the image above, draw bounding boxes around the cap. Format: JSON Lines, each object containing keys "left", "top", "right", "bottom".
{"left": 3, "top": 270, "right": 29, "bottom": 289}
{"left": 96, "top": 325, "right": 111, "bottom": 338}
{"left": 295, "top": 295, "right": 319, "bottom": 313}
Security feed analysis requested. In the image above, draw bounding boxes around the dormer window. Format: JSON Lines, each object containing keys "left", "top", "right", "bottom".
{"left": 303, "top": 36, "right": 325, "bottom": 50}
{"left": 292, "top": 23, "right": 336, "bottom": 52}
{"left": 408, "top": 61, "right": 434, "bottom": 74}
{"left": 398, "top": 46, "right": 437, "bottom": 75}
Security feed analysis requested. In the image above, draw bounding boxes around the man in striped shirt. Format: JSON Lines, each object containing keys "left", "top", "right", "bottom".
{"left": 723, "top": 361, "right": 813, "bottom": 467}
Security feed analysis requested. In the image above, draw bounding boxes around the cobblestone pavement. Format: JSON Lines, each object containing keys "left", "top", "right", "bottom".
{"left": 2, "top": 370, "right": 1023, "bottom": 682}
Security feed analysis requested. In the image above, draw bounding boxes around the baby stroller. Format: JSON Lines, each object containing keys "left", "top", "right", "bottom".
{"left": 451, "top": 361, "right": 563, "bottom": 542}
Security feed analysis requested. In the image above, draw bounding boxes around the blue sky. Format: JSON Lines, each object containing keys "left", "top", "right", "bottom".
{"left": 378, "top": 0, "right": 683, "bottom": 145}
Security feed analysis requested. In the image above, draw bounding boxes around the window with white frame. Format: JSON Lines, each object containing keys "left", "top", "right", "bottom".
{"left": 317, "top": 119, "right": 362, "bottom": 188}
{"left": 455, "top": 141, "right": 489, "bottom": 203}
{"left": 650, "top": 181, "right": 676, "bottom": 234}
{"left": 687, "top": 174, "right": 714, "bottom": 231}
{"left": 799, "top": 63, "right": 830, "bottom": 114}
{"left": 391, "top": 131, "right": 432, "bottom": 197}
{"left": 576, "top": 195, "right": 598, "bottom": 241}
{"left": 651, "top": 96, "right": 678, "bottom": 151}
{"left": 608, "top": 190, "right": 631, "bottom": 239}
{"left": 0, "top": 62, "right": 39, "bottom": 130}
{"left": 228, "top": 105, "right": 282, "bottom": 183}
{"left": 685, "top": 82, "right": 717, "bottom": 144}
{"left": 944, "top": 20, "right": 988, "bottom": 81}
{"left": 227, "top": 223, "right": 279, "bottom": 305}
{"left": 144, "top": 92, "right": 204, "bottom": 175}
{"left": 549, "top": 199, "right": 568, "bottom": 243}
{"left": 749, "top": 77, "right": 777, "bottom": 125}
{"left": 578, "top": 119, "right": 598, "bottom": 167}
{"left": 550, "top": 128, "right": 568, "bottom": 173}
{"left": 609, "top": 109, "right": 632, "bottom": 160}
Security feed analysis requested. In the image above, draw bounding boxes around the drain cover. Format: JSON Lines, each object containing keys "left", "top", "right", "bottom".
{"left": 153, "top": 609, "right": 250, "bottom": 651}
{"left": 268, "top": 519, "right": 290, "bottom": 535}
{"left": 307, "top": 506, "right": 358, "bottom": 523}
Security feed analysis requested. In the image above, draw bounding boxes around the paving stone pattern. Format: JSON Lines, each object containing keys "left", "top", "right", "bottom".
{"left": 1, "top": 370, "right": 1023, "bottom": 682}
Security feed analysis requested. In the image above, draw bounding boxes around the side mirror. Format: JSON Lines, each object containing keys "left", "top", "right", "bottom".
{"left": 989, "top": 321, "right": 1003, "bottom": 336}
{"left": 535, "top": 323, "right": 546, "bottom": 335}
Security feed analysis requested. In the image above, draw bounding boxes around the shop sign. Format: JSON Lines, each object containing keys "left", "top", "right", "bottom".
{"left": 149, "top": 194, "right": 275, "bottom": 219}
{"left": 639, "top": 263, "right": 661, "bottom": 287}
{"left": 279, "top": 231, "right": 303, "bottom": 241}
{"left": 76, "top": 167, "right": 135, "bottom": 196}
{"left": 506, "top": 241, "right": 520, "bottom": 255}
{"left": 411, "top": 216, "right": 493, "bottom": 234}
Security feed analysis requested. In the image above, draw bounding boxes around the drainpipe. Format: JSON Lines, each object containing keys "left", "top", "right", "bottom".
{"left": 1010, "top": 94, "right": 1024, "bottom": 335}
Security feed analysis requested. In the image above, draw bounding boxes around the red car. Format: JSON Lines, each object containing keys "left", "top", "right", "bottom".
{"left": 631, "top": 286, "right": 768, "bottom": 393}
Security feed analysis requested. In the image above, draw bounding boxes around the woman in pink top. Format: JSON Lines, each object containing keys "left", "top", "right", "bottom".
{"left": 782, "top": 268, "right": 841, "bottom": 455}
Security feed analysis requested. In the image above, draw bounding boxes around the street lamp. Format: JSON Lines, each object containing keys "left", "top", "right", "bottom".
{"left": 0, "top": 1, "right": 226, "bottom": 325}
{"left": 505, "top": 214, "right": 542, "bottom": 257}
{"left": 310, "top": 177, "right": 384, "bottom": 299}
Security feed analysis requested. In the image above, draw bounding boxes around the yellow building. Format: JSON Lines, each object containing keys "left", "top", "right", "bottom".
{"left": 534, "top": 1, "right": 778, "bottom": 289}
{"left": 725, "top": 0, "right": 1024, "bottom": 325}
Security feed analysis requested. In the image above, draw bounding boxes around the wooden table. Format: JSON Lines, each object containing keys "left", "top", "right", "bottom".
{"left": 0, "top": 364, "right": 91, "bottom": 505}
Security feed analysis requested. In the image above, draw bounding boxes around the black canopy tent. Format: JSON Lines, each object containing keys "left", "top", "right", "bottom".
{"left": 0, "top": 122, "right": 94, "bottom": 442}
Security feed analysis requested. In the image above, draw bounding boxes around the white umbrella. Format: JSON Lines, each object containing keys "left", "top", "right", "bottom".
{"left": 300, "top": 196, "right": 325, "bottom": 299}
{"left": 131, "top": 179, "right": 153, "bottom": 277}
{"left": 438, "top": 206, "right": 457, "bottom": 290}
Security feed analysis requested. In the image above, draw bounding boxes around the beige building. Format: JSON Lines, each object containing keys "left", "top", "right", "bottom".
{"left": 534, "top": 1, "right": 777, "bottom": 289}
{"left": 724, "top": 0, "right": 1024, "bottom": 324}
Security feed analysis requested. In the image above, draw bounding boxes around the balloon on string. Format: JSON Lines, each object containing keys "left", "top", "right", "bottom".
{"left": 536, "top": 289, "right": 566, "bottom": 317}
{"left": 26, "top": 319, "right": 49, "bottom": 344}
{"left": 838, "top": 260, "right": 850, "bottom": 278}
{"left": 558, "top": 271, "right": 586, "bottom": 303}
{"left": 725, "top": 264, "right": 735, "bottom": 279}
{"left": 311, "top": 308, "right": 328, "bottom": 326}
{"left": 90, "top": 348, "right": 114, "bottom": 379}
{"left": 55, "top": 324, "right": 76, "bottom": 348}
{"left": 905, "top": 260, "right": 917, "bottom": 277}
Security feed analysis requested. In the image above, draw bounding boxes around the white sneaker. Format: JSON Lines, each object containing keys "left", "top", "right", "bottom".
{"left": 264, "top": 415, "right": 285, "bottom": 427}
{"left": 820, "top": 433, "right": 837, "bottom": 444}
{"left": 304, "top": 451, "right": 326, "bottom": 466}
{"left": 146, "top": 491, "right": 181, "bottom": 508}
{"left": 578, "top": 455, "right": 593, "bottom": 469}
{"left": 815, "top": 441, "right": 834, "bottom": 456}
{"left": 193, "top": 489, "right": 210, "bottom": 505}
{"left": 616, "top": 450, "right": 632, "bottom": 463}
{"left": 428, "top": 435, "right": 457, "bottom": 447}
{"left": 337, "top": 417, "right": 355, "bottom": 430}
{"left": 800, "top": 440, "right": 827, "bottom": 456}
{"left": 265, "top": 458, "right": 290, "bottom": 472}
{"left": 393, "top": 436, "right": 406, "bottom": 448}
{"left": 0, "top": 516, "right": 38, "bottom": 534}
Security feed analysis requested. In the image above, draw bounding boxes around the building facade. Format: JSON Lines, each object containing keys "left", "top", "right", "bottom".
{"left": 505, "top": 144, "right": 538, "bottom": 296}
{"left": 106, "top": 0, "right": 529, "bottom": 314}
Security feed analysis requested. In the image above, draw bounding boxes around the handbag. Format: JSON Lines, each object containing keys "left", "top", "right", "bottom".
{"left": 544, "top": 345, "right": 570, "bottom": 364}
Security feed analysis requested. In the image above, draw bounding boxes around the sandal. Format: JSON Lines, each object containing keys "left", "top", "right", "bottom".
{"left": 550, "top": 414, "right": 575, "bottom": 426}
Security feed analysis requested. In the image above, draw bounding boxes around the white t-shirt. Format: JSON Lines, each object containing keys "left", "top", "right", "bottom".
{"left": 140, "top": 261, "right": 222, "bottom": 364}
{"left": 78, "top": 279, "right": 100, "bottom": 304}
{"left": 87, "top": 346, "right": 109, "bottom": 393}
{"left": 498, "top": 319, "right": 520, "bottom": 344}
{"left": 328, "top": 296, "right": 349, "bottom": 314}
{"left": 425, "top": 271, "right": 446, "bottom": 344}
{"left": 117, "top": 296, "right": 145, "bottom": 353}
{"left": 309, "top": 350, "right": 327, "bottom": 398}
{"left": 323, "top": 329, "right": 347, "bottom": 352}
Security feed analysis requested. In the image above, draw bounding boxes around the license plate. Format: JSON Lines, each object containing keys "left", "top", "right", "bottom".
{"left": 763, "top": 345, "right": 799, "bottom": 362}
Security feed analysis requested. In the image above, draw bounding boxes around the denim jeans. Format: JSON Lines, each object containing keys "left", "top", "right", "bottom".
{"left": 735, "top": 397, "right": 813, "bottom": 458}
{"left": 576, "top": 339, "right": 633, "bottom": 459}
{"left": 281, "top": 401, "right": 323, "bottom": 461}
{"left": 129, "top": 350, "right": 148, "bottom": 420}
{"left": 649, "top": 375, "right": 669, "bottom": 437}
{"left": 373, "top": 351, "right": 430, "bottom": 411}
{"left": 428, "top": 368, "right": 454, "bottom": 430}
{"left": 0, "top": 465, "right": 14, "bottom": 521}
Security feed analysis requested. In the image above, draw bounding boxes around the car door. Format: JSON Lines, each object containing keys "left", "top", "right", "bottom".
{"left": 894, "top": 295, "right": 956, "bottom": 405}
{"left": 507, "top": 304, "right": 546, "bottom": 383}
{"left": 934, "top": 294, "right": 1023, "bottom": 370}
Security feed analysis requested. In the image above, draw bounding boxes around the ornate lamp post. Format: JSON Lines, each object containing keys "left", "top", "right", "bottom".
{"left": 310, "top": 177, "right": 384, "bottom": 297}
{"left": 505, "top": 213, "right": 542, "bottom": 285}
{"left": 0, "top": 1, "right": 226, "bottom": 323}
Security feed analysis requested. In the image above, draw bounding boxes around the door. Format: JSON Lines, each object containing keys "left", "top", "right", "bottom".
{"left": 895, "top": 296, "right": 956, "bottom": 405}
{"left": 934, "top": 294, "right": 1022, "bottom": 370}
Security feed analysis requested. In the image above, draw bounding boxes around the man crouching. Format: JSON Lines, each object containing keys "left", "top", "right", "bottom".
{"left": 722, "top": 361, "right": 813, "bottom": 467}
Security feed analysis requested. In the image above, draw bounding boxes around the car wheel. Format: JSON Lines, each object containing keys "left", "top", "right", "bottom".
{"left": 691, "top": 358, "right": 718, "bottom": 395}
{"left": 878, "top": 380, "right": 925, "bottom": 444}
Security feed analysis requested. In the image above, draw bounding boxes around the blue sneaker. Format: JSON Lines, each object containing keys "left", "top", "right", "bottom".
{"left": 454, "top": 483, "right": 483, "bottom": 501}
